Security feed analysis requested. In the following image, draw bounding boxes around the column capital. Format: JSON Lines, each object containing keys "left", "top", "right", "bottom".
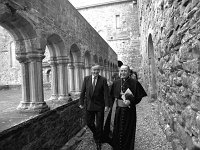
{"left": 74, "top": 62, "right": 84, "bottom": 68}
{"left": 85, "top": 66, "right": 91, "bottom": 69}
{"left": 104, "top": 64, "right": 108, "bottom": 68}
{"left": 48, "top": 57, "right": 57, "bottom": 66}
{"left": 27, "top": 51, "right": 45, "bottom": 62}
{"left": 67, "top": 62, "right": 74, "bottom": 69}
{"left": 57, "top": 56, "right": 69, "bottom": 65}
{"left": 16, "top": 53, "right": 28, "bottom": 63}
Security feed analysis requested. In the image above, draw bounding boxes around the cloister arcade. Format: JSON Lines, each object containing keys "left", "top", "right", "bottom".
{"left": 0, "top": 1, "right": 118, "bottom": 113}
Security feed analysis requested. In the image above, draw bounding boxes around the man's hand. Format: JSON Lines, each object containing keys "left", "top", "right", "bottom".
{"left": 123, "top": 100, "right": 130, "bottom": 106}
{"left": 79, "top": 105, "right": 84, "bottom": 109}
{"left": 104, "top": 106, "right": 109, "bottom": 112}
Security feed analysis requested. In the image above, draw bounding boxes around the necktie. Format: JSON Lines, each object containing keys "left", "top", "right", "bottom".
{"left": 92, "top": 77, "right": 97, "bottom": 91}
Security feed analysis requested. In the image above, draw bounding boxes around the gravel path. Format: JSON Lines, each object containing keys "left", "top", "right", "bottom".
{"left": 135, "top": 98, "right": 172, "bottom": 150}
{"left": 61, "top": 97, "right": 173, "bottom": 150}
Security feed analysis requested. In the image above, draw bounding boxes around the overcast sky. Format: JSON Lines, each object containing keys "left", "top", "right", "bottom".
{"left": 68, "top": 0, "right": 123, "bottom": 8}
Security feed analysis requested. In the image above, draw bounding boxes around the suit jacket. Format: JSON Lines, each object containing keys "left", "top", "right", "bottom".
{"left": 79, "top": 75, "right": 109, "bottom": 111}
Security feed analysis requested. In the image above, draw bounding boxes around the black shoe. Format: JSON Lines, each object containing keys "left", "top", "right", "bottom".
{"left": 96, "top": 143, "right": 101, "bottom": 150}
{"left": 95, "top": 139, "right": 102, "bottom": 150}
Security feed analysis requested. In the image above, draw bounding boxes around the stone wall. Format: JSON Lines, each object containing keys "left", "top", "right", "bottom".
{"left": 139, "top": 0, "right": 200, "bottom": 149}
{"left": 0, "top": 100, "right": 85, "bottom": 150}
{"left": 70, "top": 0, "right": 141, "bottom": 71}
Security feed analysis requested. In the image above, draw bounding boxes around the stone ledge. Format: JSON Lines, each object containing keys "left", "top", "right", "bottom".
{"left": 60, "top": 126, "right": 87, "bottom": 150}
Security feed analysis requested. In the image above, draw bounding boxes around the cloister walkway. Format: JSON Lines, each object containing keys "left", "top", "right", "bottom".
{"left": 61, "top": 97, "right": 173, "bottom": 150}
{"left": 0, "top": 89, "right": 172, "bottom": 150}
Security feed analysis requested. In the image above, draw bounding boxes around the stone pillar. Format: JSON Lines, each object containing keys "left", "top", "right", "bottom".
{"left": 74, "top": 62, "right": 83, "bottom": 93}
{"left": 57, "top": 56, "right": 69, "bottom": 101}
{"left": 111, "top": 67, "right": 113, "bottom": 79}
{"left": 64, "top": 61, "right": 69, "bottom": 96}
{"left": 100, "top": 67, "right": 103, "bottom": 76}
{"left": 85, "top": 66, "right": 91, "bottom": 76}
{"left": 68, "top": 63, "right": 75, "bottom": 92}
{"left": 82, "top": 66, "right": 85, "bottom": 79}
{"left": 48, "top": 58, "right": 59, "bottom": 100}
{"left": 103, "top": 66, "right": 106, "bottom": 77}
{"left": 16, "top": 54, "right": 31, "bottom": 110}
{"left": 109, "top": 67, "right": 112, "bottom": 80}
{"left": 27, "top": 52, "right": 49, "bottom": 112}
{"left": 104, "top": 65, "right": 109, "bottom": 80}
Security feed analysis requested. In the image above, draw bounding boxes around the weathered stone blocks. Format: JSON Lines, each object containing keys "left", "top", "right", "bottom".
{"left": 0, "top": 100, "right": 85, "bottom": 150}
{"left": 139, "top": 0, "right": 200, "bottom": 148}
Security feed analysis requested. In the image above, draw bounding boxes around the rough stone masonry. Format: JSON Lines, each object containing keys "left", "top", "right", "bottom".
{"left": 139, "top": 0, "right": 200, "bottom": 149}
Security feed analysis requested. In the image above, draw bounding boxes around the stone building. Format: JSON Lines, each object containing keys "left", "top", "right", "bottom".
{"left": 69, "top": 0, "right": 141, "bottom": 71}
{"left": 138, "top": 0, "right": 200, "bottom": 149}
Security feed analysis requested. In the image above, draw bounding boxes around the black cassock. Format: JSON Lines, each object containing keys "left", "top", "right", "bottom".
{"left": 103, "top": 77, "right": 147, "bottom": 150}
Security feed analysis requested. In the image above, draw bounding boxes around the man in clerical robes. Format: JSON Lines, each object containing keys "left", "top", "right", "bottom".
{"left": 103, "top": 65, "right": 147, "bottom": 150}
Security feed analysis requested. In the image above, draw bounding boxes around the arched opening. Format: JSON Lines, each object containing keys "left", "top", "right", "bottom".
{"left": 0, "top": 26, "right": 20, "bottom": 85}
{"left": 46, "top": 34, "right": 68, "bottom": 101}
{"left": 42, "top": 49, "right": 51, "bottom": 94}
{"left": 0, "top": 4, "right": 49, "bottom": 117}
{"left": 148, "top": 34, "right": 157, "bottom": 100}
{"left": 70, "top": 44, "right": 82, "bottom": 93}
{"left": 93, "top": 55, "right": 98, "bottom": 64}
{"left": 0, "top": 25, "right": 22, "bottom": 115}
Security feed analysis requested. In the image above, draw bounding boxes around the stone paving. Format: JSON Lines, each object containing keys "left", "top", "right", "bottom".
{"left": 61, "top": 97, "right": 173, "bottom": 150}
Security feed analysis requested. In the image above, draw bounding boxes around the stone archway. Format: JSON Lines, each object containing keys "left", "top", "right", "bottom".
{"left": 0, "top": 4, "right": 49, "bottom": 112}
{"left": 69, "top": 44, "right": 82, "bottom": 93}
{"left": 148, "top": 34, "right": 157, "bottom": 100}
{"left": 93, "top": 54, "right": 98, "bottom": 64}
{"left": 47, "top": 34, "right": 68, "bottom": 101}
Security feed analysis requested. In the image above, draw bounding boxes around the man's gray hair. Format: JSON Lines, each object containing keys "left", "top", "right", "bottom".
{"left": 120, "top": 65, "right": 130, "bottom": 71}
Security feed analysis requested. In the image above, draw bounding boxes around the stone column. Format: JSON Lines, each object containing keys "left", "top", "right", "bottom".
{"left": 64, "top": 61, "right": 69, "bottom": 96}
{"left": 27, "top": 52, "right": 49, "bottom": 112}
{"left": 74, "top": 62, "right": 83, "bottom": 93}
{"left": 104, "top": 65, "right": 109, "bottom": 80}
{"left": 85, "top": 66, "right": 91, "bottom": 76}
{"left": 100, "top": 67, "right": 103, "bottom": 76}
{"left": 68, "top": 63, "right": 75, "bottom": 92}
{"left": 57, "top": 56, "right": 69, "bottom": 101}
{"left": 16, "top": 54, "right": 31, "bottom": 110}
{"left": 103, "top": 66, "right": 106, "bottom": 77}
{"left": 48, "top": 58, "right": 59, "bottom": 100}
{"left": 111, "top": 67, "right": 114, "bottom": 79}
{"left": 109, "top": 67, "right": 112, "bottom": 80}
{"left": 82, "top": 66, "right": 85, "bottom": 79}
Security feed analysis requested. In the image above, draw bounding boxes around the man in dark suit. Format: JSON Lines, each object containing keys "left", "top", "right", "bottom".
{"left": 79, "top": 64, "right": 109, "bottom": 150}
